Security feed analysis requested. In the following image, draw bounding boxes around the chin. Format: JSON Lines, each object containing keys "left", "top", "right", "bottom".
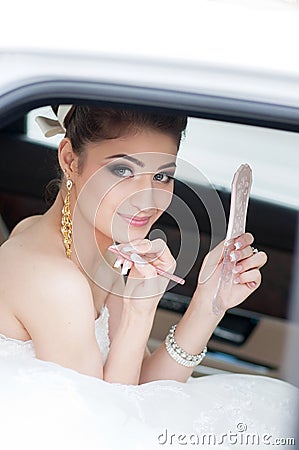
{"left": 109, "top": 222, "right": 152, "bottom": 244}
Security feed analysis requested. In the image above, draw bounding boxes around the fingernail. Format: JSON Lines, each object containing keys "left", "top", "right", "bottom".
{"left": 121, "top": 260, "right": 131, "bottom": 275}
{"left": 233, "top": 277, "right": 240, "bottom": 284}
{"left": 249, "top": 281, "right": 257, "bottom": 289}
{"left": 234, "top": 241, "right": 242, "bottom": 250}
{"left": 232, "top": 264, "right": 242, "bottom": 274}
{"left": 113, "top": 257, "right": 123, "bottom": 268}
{"left": 122, "top": 245, "right": 135, "bottom": 252}
{"left": 230, "top": 252, "right": 237, "bottom": 262}
{"left": 130, "top": 253, "right": 147, "bottom": 264}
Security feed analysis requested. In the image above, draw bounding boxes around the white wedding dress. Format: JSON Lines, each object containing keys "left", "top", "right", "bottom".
{"left": 0, "top": 304, "right": 298, "bottom": 450}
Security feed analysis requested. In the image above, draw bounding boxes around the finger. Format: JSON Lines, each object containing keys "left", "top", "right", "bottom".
{"left": 232, "top": 251, "right": 268, "bottom": 274}
{"left": 109, "top": 241, "right": 153, "bottom": 263}
{"left": 233, "top": 268, "right": 261, "bottom": 289}
{"left": 208, "top": 232, "right": 254, "bottom": 265}
{"left": 229, "top": 241, "right": 259, "bottom": 263}
{"left": 122, "top": 238, "right": 166, "bottom": 256}
{"left": 121, "top": 239, "right": 153, "bottom": 252}
{"left": 121, "top": 259, "right": 132, "bottom": 275}
{"left": 232, "top": 232, "right": 254, "bottom": 250}
{"left": 109, "top": 239, "right": 150, "bottom": 254}
{"left": 120, "top": 239, "right": 173, "bottom": 268}
{"left": 132, "top": 262, "right": 157, "bottom": 278}
{"left": 113, "top": 256, "right": 125, "bottom": 268}
{"left": 199, "top": 233, "right": 254, "bottom": 284}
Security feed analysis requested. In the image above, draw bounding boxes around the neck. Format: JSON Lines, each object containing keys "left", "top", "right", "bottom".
{"left": 45, "top": 190, "right": 114, "bottom": 276}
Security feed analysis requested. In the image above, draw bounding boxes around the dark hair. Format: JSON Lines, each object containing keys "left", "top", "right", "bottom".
{"left": 46, "top": 105, "right": 187, "bottom": 202}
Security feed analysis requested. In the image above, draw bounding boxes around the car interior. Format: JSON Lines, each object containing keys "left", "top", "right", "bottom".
{"left": 0, "top": 98, "right": 298, "bottom": 382}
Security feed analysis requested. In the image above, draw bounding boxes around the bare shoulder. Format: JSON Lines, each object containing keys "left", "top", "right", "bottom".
{"left": 18, "top": 255, "right": 94, "bottom": 318}
{"left": 0, "top": 219, "right": 104, "bottom": 376}
{"left": 17, "top": 257, "right": 102, "bottom": 376}
{"left": 0, "top": 236, "right": 95, "bottom": 324}
{"left": 9, "top": 215, "right": 43, "bottom": 238}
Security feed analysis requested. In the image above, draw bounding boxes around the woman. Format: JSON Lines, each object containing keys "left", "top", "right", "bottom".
{"left": 0, "top": 105, "right": 297, "bottom": 449}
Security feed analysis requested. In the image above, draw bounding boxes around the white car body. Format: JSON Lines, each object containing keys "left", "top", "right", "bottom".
{"left": 1, "top": 0, "right": 299, "bottom": 106}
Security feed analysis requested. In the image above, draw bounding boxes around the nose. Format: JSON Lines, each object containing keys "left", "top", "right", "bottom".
{"left": 129, "top": 174, "right": 156, "bottom": 211}
{"left": 128, "top": 174, "right": 172, "bottom": 213}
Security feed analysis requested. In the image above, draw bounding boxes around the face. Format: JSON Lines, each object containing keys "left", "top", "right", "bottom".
{"left": 70, "top": 130, "right": 178, "bottom": 251}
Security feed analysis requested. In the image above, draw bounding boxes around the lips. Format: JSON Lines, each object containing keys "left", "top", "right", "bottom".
{"left": 117, "top": 213, "right": 151, "bottom": 227}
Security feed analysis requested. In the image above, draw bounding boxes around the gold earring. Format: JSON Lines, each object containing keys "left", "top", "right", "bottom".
{"left": 61, "top": 178, "right": 73, "bottom": 258}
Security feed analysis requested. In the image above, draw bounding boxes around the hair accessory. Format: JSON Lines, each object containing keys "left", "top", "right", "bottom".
{"left": 61, "top": 178, "right": 73, "bottom": 258}
{"left": 35, "top": 105, "right": 73, "bottom": 137}
{"left": 165, "top": 324, "right": 207, "bottom": 367}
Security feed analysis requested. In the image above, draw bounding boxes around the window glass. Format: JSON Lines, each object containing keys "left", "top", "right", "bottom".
{"left": 27, "top": 108, "right": 299, "bottom": 209}
{"left": 178, "top": 118, "right": 299, "bottom": 209}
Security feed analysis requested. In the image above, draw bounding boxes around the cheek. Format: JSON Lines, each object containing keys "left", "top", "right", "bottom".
{"left": 97, "top": 193, "right": 119, "bottom": 218}
{"left": 100, "top": 183, "right": 129, "bottom": 210}
{"left": 93, "top": 187, "right": 129, "bottom": 241}
{"left": 153, "top": 186, "right": 173, "bottom": 211}
{"left": 75, "top": 172, "right": 115, "bottom": 225}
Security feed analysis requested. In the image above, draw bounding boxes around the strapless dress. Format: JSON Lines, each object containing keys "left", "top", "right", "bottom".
{"left": 0, "top": 304, "right": 298, "bottom": 450}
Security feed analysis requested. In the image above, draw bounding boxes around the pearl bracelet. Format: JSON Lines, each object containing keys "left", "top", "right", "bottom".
{"left": 165, "top": 324, "right": 207, "bottom": 368}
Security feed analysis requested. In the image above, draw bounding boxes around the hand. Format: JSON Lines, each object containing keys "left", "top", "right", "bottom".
{"left": 110, "top": 238, "right": 176, "bottom": 313}
{"left": 197, "top": 232, "right": 268, "bottom": 313}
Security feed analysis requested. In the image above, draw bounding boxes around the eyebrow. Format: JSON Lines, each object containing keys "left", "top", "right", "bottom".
{"left": 105, "top": 153, "right": 176, "bottom": 170}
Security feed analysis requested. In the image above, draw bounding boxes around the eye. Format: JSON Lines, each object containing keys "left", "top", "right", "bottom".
{"left": 109, "top": 165, "right": 133, "bottom": 178}
{"left": 154, "top": 172, "right": 175, "bottom": 184}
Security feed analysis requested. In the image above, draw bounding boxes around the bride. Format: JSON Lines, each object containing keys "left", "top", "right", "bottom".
{"left": 0, "top": 105, "right": 297, "bottom": 450}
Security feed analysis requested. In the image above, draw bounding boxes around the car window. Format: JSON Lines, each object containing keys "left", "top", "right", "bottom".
{"left": 0, "top": 101, "right": 295, "bottom": 383}
{"left": 179, "top": 118, "right": 299, "bottom": 210}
